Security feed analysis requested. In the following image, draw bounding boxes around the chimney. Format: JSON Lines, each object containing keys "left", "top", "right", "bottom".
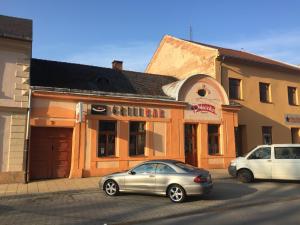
{"left": 112, "top": 60, "right": 123, "bottom": 70}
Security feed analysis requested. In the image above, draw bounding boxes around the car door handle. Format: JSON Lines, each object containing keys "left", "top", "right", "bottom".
{"left": 267, "top": 160, "right": 272, "bottom": 162}
{"left": 149, "top": 174, "right": 155, "bottom": 178}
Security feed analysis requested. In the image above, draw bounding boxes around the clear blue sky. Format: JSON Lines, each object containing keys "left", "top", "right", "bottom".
{"left": 2, "top": 0, "right": 300, "bottom": 71}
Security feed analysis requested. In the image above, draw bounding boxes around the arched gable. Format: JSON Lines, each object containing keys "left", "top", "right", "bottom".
{"left": 163, "top": 74, "right": 229, "bottom": 121}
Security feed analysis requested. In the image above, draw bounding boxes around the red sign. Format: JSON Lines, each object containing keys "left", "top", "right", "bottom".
{"left": 191, "top": 104, "right": 216, "bottom": 115}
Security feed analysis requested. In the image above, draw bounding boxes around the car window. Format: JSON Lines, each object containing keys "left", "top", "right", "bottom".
{"left": 275, "top": 147, "right": 300, "bottom": 159}
{"left": 132, "top": 163, "right": 156, "bottom": 174}
{"left": 156, "top": 164, "right": 176, "bottom": 174}
{"left": 175, "top": 162, "right": 197, "bottom": 172}
{"left": 248, "top": 147, "right": 271, "bottom": 159}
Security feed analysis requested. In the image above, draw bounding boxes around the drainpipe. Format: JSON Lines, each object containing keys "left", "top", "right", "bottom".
{"left": 24, "top": 88, "right": 32, "bottom": 183}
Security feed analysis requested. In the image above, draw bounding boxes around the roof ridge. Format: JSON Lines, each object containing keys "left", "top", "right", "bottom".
{"left": 0, "top": 14, "right": 32, "bottom": 22}
{"left": 236, "top": 50, "right": 300, "bottom": 69}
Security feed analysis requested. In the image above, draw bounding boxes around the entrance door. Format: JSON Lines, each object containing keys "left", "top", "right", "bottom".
{"left": 30, "top": 127, "right": 73, "bottom": 180}
{"left": 235, "top": 125, "right": 247, "bottom": 156}
{"left": 291, "top": 128, "right": 300, "bottom": 143}
{"left": 184, "top": 124, "right": 198, "bottom": 166}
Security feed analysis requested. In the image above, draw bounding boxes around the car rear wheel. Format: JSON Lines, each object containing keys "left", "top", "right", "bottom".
{"left": 237, "top": 169, "right": 254, "bottom": 183}
{"left": 104, "top": 180, "right": 119, "bottom": 196}
{"left": 168, "top": 184, "right": 186, "bottom": 203}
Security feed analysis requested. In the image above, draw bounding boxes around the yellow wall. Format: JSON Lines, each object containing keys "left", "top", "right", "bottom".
{"left": 222, "top": 61, "right": 300, "bottom": 152}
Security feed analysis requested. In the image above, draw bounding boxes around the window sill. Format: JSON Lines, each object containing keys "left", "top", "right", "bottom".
{"left": 230, "top": 98, "right": 243, "bottom": 101}
{"left": 129, "top": 155, "right": 147, "bottom": 158}
{"left": 208, "top": 154, "right": 224, "bottom": 156}
{"left": 97, "top": 156, "right": 119, "bottom": 159}
{"left": 260, "top": 101, "right": 273, "bottom": 104}
{"left": 289, "top": 104, "right": 299, "bottom": 106}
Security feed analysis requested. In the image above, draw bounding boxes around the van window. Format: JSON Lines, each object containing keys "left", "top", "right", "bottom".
{"left": 248, "top": 147, "right": 271, "bottom": 159}
{"left": 275, "top": 147, "right": 300, "bottom": 159}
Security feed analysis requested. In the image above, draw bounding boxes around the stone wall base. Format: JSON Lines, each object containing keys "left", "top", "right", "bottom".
{"left": 0, "top": 171, "right": 25, "bottom": 184}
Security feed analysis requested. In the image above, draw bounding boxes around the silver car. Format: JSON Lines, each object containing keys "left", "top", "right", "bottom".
{"left": 100, "top": 160, "right": 213, "bottom": 203}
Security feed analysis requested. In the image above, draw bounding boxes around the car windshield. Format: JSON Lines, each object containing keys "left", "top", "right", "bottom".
{"left": 175, "top": 162, "right": 197, "bottom": 172}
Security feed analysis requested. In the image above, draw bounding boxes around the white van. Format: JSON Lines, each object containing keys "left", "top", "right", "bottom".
{"left": 228, "top": 144, "right": 300, "bottom": 182}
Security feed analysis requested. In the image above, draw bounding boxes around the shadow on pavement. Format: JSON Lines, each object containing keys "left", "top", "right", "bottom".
{"left": 253, "top": 179, "right": 300, "bottom": 184}
{"left": 188, "top": 181, "right": 257, "bottom": 202}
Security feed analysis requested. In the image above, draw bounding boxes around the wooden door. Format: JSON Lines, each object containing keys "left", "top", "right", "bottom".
{"left": 184, "top": 124, "right": 198, "bottom": 167}
{"left": 30, "top": 127, "right": 73, "bottom": 180}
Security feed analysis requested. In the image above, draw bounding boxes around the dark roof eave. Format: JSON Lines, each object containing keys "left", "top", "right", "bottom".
{"left": 0, "top": 33, "right": 32, "bottom": 42}
{"left": 31, "top": 86, "right": 187, "bottom": 104}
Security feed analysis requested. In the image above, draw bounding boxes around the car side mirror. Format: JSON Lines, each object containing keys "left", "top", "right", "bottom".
{"left": 129, "top": 171, "right": 136, "bottom": 175}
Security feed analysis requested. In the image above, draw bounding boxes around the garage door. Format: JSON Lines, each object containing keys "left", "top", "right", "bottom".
{"left": 29, "top": 127, "right": 73, "bottom": 180}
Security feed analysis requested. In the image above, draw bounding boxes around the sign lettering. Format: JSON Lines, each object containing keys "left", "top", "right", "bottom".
{"left": 91, "top": 104, "right": 165, "bottom": 118}
{"left": 191, "top": 104, "right": 216, "bottom": 115}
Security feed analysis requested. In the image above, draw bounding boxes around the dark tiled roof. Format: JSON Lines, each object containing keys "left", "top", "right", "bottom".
{"left": 184, "top": 39, "right": 300, "bottom": 72}
{"left": 30, "top": 58, "right": 178, "bottom": 98}
{"left": 0, "top": 15, "right": 32, "bottom": 41}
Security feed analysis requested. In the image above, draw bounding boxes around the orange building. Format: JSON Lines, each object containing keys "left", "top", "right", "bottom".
{"left": 28, "top": 59, "right": 239, "bottom": 180}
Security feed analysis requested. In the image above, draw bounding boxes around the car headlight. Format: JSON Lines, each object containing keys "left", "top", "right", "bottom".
{"left": 230, "top": 160, "right": 236, "bottom": 167}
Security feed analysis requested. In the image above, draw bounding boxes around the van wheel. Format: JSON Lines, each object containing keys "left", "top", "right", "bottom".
{"left": 237, "top": 169, "right": 254, "bottom": 183}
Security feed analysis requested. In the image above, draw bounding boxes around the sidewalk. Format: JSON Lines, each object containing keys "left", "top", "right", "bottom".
{"left": 0, "top": 177, "right": 100, "bottom": 197}
{"left": 210, "top": 169, "right": 231, "bottom": 180}
{"left": 0, "top": 169, "right": 230, "bottom": 197}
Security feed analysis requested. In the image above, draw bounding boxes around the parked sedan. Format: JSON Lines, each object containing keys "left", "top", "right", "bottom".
{"left": 100, "top": 159, "right": 213, "bottom": 203}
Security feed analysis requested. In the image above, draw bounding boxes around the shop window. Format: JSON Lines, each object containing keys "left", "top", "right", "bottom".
{"left": 129, "top": 121, "right": 146, "bottom": 156}
{"left": 288, "top": 86, "right": 298, "bottom": 105}
{"left": 98, "top": 121, "right": 116, "bottom": 157}
{"left": 262, "top": 126, "right": 272, "bottom": 144}
{"left": 208, "top": 125, "right": 220, "bottom": 155}
{"left": 259, "top": 82, "right": 271, "bottom": 103}
{"left": 229, "top": 78, "right": 241, "bottom": 100}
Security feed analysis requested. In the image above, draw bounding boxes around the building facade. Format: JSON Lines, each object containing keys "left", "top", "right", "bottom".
{"left": 0, "top": 16, "right": 32, "bottom": 183}
{"left": 28, "top": 59, "right": 239, "bottom": 180}
{"left": 146, "top": 35, "right": 300, "bottom": 155}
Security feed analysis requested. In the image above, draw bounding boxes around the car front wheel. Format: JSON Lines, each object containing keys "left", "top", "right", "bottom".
{"left": 237, "top": 169, "right": 254, "bottom": 183}
{"left": 168, "top": 184, "right": 186, "bottom": 203}
{"left": 104, "top": 180, "right": 119, "bottom": 196}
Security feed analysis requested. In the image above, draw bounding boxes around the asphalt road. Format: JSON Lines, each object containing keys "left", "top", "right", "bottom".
{"left": 143, "top": 198, "right": 300, "bottom": 225}
{"left": 1, "top": 178, "right": 300, "bottom": 225}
